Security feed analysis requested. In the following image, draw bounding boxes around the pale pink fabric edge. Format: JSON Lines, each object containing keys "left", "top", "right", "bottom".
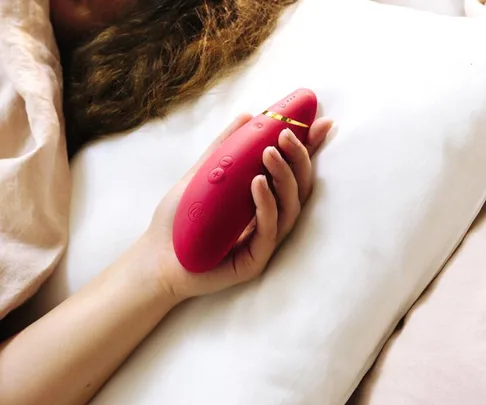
{"left": 0, "top": 0, "right": 70, "bottom": 320}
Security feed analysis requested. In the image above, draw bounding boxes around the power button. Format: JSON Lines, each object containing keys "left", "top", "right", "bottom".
{"left": 188, "top": 202, "right": 205, "bottom": 222}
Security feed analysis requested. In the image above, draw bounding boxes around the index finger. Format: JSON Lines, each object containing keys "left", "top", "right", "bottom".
{"left": 305, "top": 117, "right": 334, "bottom": 157}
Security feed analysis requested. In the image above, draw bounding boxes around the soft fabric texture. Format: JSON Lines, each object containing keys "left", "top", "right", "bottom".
{"left": 348, "top": 1, "right": 486, "bottom": 403}
{"left": 465, "top": 0, "right": 486, "bottom": 17}
{"left": 375, "top": 0, "right": 465, "bottom": 15}
{"left": 26, "top": 0, "right": 486, "bottom": 404}
{"left": 348, "top": 205, "right": 486, "bottom": 405}
{"left": 0, "top": 0, "right": 70, "bottom": 320}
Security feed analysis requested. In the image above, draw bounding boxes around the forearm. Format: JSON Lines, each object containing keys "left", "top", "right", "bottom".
{"left": 0, "top": 235, "right": 178, "bottom": 405}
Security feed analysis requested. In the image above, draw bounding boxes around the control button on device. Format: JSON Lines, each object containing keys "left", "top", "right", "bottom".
{"left": 208, "top": 168, "right": 225, "bottom": 184}
{"left": 278, "top": 103, "right": 286, "bottom": 108}
{"left": 188, "top": 202, "right": 205, "bottom": 222}
{"left": 219, "top": 156, "right": 234, "bottom": 168}
{"left": 253, "top": 121, "right": 264, "bottom": 130}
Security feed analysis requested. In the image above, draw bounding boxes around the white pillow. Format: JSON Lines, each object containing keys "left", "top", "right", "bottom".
{"left": 374, "top": 0, "right": 465, "bottom": 15}
{"left": 465, "top": 0, "right": 486, "bottom": 17}
{"left": 31, "top": 0, "right": 486, "bottom": 404}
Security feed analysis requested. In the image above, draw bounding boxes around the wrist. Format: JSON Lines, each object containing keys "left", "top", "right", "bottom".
{"left": 130, "top": 231, "right": 186, "bottom": 307}
{"left": 105, "top": 233, "right": 183, "bottom": 315}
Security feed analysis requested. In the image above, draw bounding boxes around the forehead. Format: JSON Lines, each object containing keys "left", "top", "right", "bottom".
{"left": 49, "top": 0, "right": 136, "bottom": 35}
{"left": 50, "top": 0, "right": 137, "bottom": 26}
{"left": 89, "top": 0, "right": 138, "bottom": 21}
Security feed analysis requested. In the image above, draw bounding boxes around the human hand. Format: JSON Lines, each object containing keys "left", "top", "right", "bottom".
{"left": 142, "top": 113, "right": 333, "bottom": 303}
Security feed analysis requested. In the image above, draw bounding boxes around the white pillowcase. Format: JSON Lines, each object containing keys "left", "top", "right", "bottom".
{"left": 31, "top": 0, "right": 486, "bottom": 404}
{"left": 465, "top": 0, "right": 486, "bottom": 17}
{"left": 375, "top": 0, "right": 466, "bottom": 15}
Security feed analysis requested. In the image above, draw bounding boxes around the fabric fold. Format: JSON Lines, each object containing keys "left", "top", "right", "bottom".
{"left": 0, "top": 0, "right": 70, "bottom": 320}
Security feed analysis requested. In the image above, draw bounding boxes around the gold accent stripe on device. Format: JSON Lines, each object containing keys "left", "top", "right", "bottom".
{"left": 262, "top": 110, "right": 309, "bottom": 128}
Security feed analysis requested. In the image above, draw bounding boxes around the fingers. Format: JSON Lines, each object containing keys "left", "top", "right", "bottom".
{"left": 233, "top": 175, "right": 278, "bottom": 280}
{"left": 278, "top": 129, "right": 313, "bottom": 204}
{"left": 235, "top": 217, "right": 256, "bottom": 246}
{"left": 277, "top": 118, "right": 333, "bottom": 204}
{"left": 305, "top": 117, "right": 333, "bottom": 157}
{"left": 231, "top": 120, "right": 333, "bottom": 279}
{"left": 262, "top": 144, "right": 301, "bottom": 236}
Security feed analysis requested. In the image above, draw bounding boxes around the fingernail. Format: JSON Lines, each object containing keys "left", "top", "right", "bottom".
{"left": 325, "top": 122, "right": 339, "bottom": 143}
{"left": 260, "top": 175, "right": 269, "bottom": 190}
{"left": 283, "top": 128, "right": 299, "bottom": 145}
{"left": 269, "top": 146, "right": 282, "bottom": 162}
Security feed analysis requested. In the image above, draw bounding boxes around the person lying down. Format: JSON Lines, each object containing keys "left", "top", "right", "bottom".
{"left": 56, "top": 0, "right": 303, "bottom": 156}
{"left": 0, "top": 1, "right": 333, "bottom": 404}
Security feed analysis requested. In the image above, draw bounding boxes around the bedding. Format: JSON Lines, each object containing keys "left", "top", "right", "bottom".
{"left": 348, "top": 0, "right": 486, "bottom": 404}
{"left": 375, "top": 0, "right": 465, "bottom": 15}
{"left": 465, "top": 0, "right": 486, "bottom": 17}
{"left": 0, "top": 0, "right": 70, "bottom": 321}
{"left": 25, "top": 0, "right": 486, "bottom": 404}
{"left": 349, "top": 204, "right": 486, "bottom": 404}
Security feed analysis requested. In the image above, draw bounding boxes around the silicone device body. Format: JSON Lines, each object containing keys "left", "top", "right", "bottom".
{"left": 173, "top": 88, "right": 318, "bottom": 273}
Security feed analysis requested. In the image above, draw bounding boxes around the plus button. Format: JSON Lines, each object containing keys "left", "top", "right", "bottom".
{"left": 208, "top": 168, "right": 225, "bottom": 184}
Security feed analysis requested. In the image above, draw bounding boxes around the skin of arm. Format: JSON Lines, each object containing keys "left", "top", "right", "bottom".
{"left": 0, "top": 114, "right": 332, "bottom": 405}
{"left": 0, "top": 235, "right": 179, "bottom": 405}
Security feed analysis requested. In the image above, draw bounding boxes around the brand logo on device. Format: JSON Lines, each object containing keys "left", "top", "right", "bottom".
{"left": 188, "top": 202, "right": 206, "bottom": 222}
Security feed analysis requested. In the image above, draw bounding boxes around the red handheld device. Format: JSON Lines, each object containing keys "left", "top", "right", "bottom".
{"left": 173, "top": 88, "right": 318, "bottom": 273}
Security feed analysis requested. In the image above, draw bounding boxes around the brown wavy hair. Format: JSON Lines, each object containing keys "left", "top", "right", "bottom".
{"left": 63, "top": 0, "right": 297, "bottom": 157}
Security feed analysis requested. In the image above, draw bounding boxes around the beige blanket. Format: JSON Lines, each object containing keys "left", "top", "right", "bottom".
{"left": 0, "top": 0, "right": 70, "bottom": 320}
{"left": 349, "top": 204, "right": 486, "bottom": 404}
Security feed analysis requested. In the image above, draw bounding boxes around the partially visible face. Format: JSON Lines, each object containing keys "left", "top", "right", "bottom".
{"left": 50, "top": 0, "right": 136, "bottom": 45}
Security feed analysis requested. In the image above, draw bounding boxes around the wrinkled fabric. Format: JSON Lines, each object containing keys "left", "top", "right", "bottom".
{"left": 0, "top": 0, "right": 70, "bottom": 320}
{"left": 348, "top": 1, "right": 486, "bottom": 404}
{"left": 349, "top": 205, "right": 486, "bottom": 405}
